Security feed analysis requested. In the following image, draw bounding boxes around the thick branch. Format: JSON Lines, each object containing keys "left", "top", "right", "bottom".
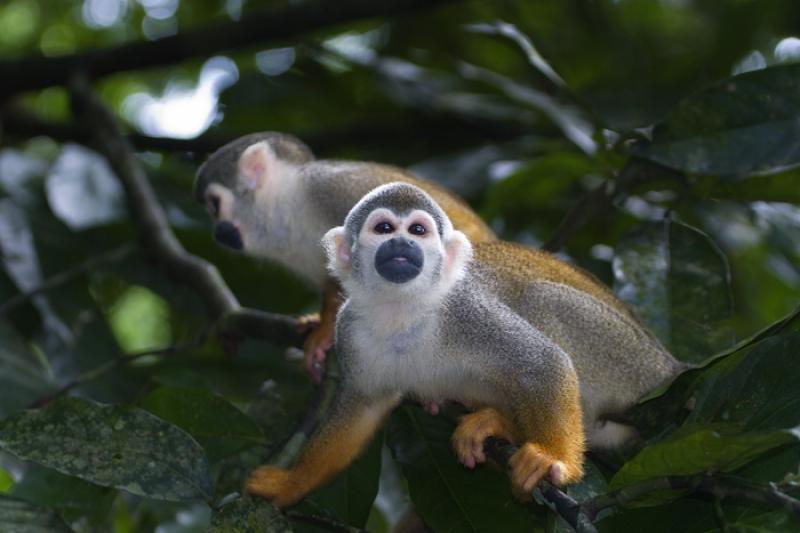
{"left": 0, "top": 0, "right": 459, "bottom": 99}
{"left": 67, "top": 75, "right": 303, "bottom": 346}
{"left": 1, "top": 103, "right": 529, "bottom": 161}
{"left": 484, "top": 438, "right": 598, "bottom": 533}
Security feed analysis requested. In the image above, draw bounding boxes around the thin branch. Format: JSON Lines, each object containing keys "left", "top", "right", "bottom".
{"left": 67, "top": 74, "right": 305, "bottom": 347}
{"left": 0, "top": 244, "right": 136, "bottom": 316}
{"left": 582, "top": 474, "right": 800, "bottom": 521}
{"left": 484, "top": 438, "right": 598, "bottom": 533}
{"left": 285, "top": 510, "right": 368, "bottom": 533}
{"left": 28, "top": 334, "right": 209, "bottom": 408}
{"left": 542, "top": 158, "right": 681, "bottom": 252}
{"left": 0, "top": 0, "right": 460, "bottom": 99}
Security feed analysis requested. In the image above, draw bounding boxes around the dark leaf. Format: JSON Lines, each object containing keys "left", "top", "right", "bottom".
{"left": 139, "top": 386, "right": 266, "bottom": 463}
{"left": 634, "top": 64, "right": 800, "bottom": 177}
{"left": 613, "top": 219, "right": 734, "bottom": 363}
{"left": 0, "top": 495, "right": 73, "bottom": 533}
{"left": 387, "top": 405, "right": 536, "bottom": 533}
{"left": 0, "top": 397, "right": 212, "bottom": 502}
{"left": 0, "top": 321, "right": 54, "bottom": 417}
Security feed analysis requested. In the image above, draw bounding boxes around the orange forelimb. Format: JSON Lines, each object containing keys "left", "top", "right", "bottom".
{"left": 246, "top": 394, "right": 398, "bottom": 507}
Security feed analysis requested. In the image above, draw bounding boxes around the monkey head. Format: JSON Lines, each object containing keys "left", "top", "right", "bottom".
{"left": 193, "top": 132, "right": 314, "bottom": 253}
{"left": 323, "top": 183, "right": 473, "bottom": 302}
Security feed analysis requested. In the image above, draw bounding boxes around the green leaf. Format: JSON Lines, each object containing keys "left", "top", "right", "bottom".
{"left": 598, "top": 498, "right": 800, "bottom": 533}
{"left": 0, "top": 494, "right": 73, "bottom": 532}
{"left": 0, "top": 467, "right": 13, "bottom": 493}
{"left": 0, "top": 397, "right": 212, "bottom": 502}
{"left": 609, "top": 423, "right": 799, "bottom": 490}
{"left": 307, "top": 431, "right": 383, "bottom": 528}
{"left": 613, "top": 219, "right": 734, "bottom": 363}
{"left": 11, "top": 464, "right": 114, "bottom": 524}
{"left": 634, "top": 63, "right": 800, "bottom": 177}
{"left": 686, "top": 331, "right": 800, "bottom": 431}
{"left": 139, "top": 386, "right": 266, "bottom": 463}
{"left": 0, "top": 320, "right": 54, "bottom": 417}
{"left": 209, "top": 496, "right": 292, "bottom": 533}
{"left": 387, "top": 405, "right": 536, "bottom": 533}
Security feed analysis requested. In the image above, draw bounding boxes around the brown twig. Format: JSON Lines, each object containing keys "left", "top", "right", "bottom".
{"left": 0, "top": 0, "right": 461, "bottom": 99}
{"left": 28, "top": 335, "right": 208, "bottom": 408}
{"left": 0, "top": 244, "right": 136, "bottom": 316}
{"left": 66, "top": 74, "right": 304, "bottom": 346}
{"left": 582, "top": 473, "right": 800, "bottom": 521}
{"left": 285, "top": 510, "right": 369, "bottom": 533}
{"left": 484, "top": 437, "right": 598, "bottom": 533}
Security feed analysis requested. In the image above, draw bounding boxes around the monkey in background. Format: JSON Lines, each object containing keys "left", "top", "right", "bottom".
{"left": 246, "top": 183, "right": 587, "bottom": 506}
{"left": 194, "top": 133, "right": 495, "bottom": 381}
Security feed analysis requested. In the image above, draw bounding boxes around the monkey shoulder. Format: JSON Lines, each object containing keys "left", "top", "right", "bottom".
{"left": 442, "top": 274, "right": 573, "bottom": 375}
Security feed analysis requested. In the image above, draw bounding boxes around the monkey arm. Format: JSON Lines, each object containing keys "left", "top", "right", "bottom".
{"left": 302, "top": 278, "right": 343, "bottom": 382}
{"left": 504, "top": 350, "right": 585, "bottom": 494}
{"left": 246, "top": 387, "right": 399, "bottom": 507}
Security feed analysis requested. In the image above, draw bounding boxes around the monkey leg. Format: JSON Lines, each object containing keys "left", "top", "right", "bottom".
{"left": 302, "top": 279, "right": 342, "bottom": 383}
{"left": 246, "top": 392, "right": 398, "bottom": 507}
{"left": 451, "top": 408, "right": 521, "bottom": 468}
{"left": 508, "top": 378, "right": 585, "bottom": 499}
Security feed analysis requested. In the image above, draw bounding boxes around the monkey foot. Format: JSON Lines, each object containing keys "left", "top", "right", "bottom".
{"left": 508, "top": 443, "right": 580, "bottom": 500}
{"left": 452, "top": 408, "right": 517, "bottom": 469}
{"left": 245, "top": 466, "right": 298, "bottom": 508}
{"left": 301, "top": 314, "right": 335, "bottom": 384}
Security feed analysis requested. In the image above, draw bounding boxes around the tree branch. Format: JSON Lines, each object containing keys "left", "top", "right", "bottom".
{"left": 582, "top": 473, "right": 800, "bottom": 521}
{"left": 484, "top": 438, "right": 598, "bottom": 533}
{"left": 67, "top": 74, "right": 304, "bottom": 347}
{"left": 0, "top": 244, "right": 136, "bottom": 316}
{"left": 285, "top": 510, "right": 368, "bottom": 533}
{"left": 1, "top": 101, "right": 529, "bottom": 162}
{"left": 0, "top": 0, "right": 460, "bottom": 99}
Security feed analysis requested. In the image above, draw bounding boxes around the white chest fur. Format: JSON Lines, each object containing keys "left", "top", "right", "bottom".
{"left": 346, "top": 302, "right": 478, "bottom": 404}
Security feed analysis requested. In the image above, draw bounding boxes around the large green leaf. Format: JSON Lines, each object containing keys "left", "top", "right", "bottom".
{"left": 0, "top": 321, "right": 54, "bottom": 417}
{"left": 139, "top": 386, "right": 265, "bottom": 463}
{"left": 0, "top": 494, "right": 73, "bottom": 533}
{"left": 11, "top": 464, "right": 114, "bottom": 524}
{"left": 685, "top": 331, "right": 800, "bottom": 430}
{"left": 209, "top": 496, "right": 292, "bottom": 533}
{"left": 598, "top": 498, "right": 800, "bottom": 533}
{"left": 609, "top": 423, "right": 800, "bottom": 490}
{"left": 0, "top": 397, "right": 212, "bottom": 502}
{"left": 306, "top": 430, "right": 383, "bottom": 528}
{"left": 613, "top": 219, "right": 733, "bottom": 363}
{"left": 634, "top": 63, "right": 800, "bottom": 177}
{"left": 387, "top": 405, "right": 535, "bottom": 533}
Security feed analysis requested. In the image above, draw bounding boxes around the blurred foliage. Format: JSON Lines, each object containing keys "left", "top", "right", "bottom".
{"left": 1, "top": 0, "right": 800, "bottom": 531}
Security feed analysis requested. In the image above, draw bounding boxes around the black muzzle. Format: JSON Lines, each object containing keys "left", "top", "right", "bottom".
{"left": 214, "top": 221, "right": 243, "bottom": 251}
{"left": 374, "top": 238, "right": 424, "bottom": 283}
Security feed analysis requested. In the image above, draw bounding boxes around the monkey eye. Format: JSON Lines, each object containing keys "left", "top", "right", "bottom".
{"left": 374, "top": 221, "right": 394, "bottom": 234}
{"left": 408, "top": 223, "right": 427, "bottom": 236}
{"left": 207, "top": 195, "right": 220, "bottom": 216}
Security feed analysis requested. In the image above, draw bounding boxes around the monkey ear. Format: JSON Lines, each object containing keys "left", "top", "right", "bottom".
{"left": 238, "top": 141, "right": 274, "bottom": 190}
{"left": 322, "top": 227, "right": 352, "bottom": 278}
{"left": 443, "top": 230, "right": 473, "bottom": 283}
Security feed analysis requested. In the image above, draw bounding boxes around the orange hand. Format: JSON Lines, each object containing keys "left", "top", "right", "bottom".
{"left": 301, "top": 279, "right": 342, "bottom": 383}
{"left": 451, "top": 408, "right": 519, "bottom": 468}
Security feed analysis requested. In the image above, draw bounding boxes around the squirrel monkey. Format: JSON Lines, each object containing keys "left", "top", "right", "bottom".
{"left": 246, "top": 183, "right": 586, "bottom": 506}
{"left": 194, "top": 133, "right": 495, "bottom": 381}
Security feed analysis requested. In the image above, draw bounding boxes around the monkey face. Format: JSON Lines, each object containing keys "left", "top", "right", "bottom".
{"left": 202, "top": 183, "right": 246, "bottom": 252}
